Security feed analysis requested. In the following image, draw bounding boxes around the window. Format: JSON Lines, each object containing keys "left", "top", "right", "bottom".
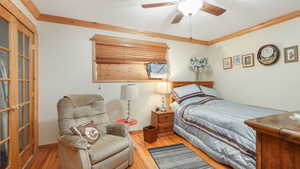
{"left": 91, "top": 34, "right": 168, "bottom": 82}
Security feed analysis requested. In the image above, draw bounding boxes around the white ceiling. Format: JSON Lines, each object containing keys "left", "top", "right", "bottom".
{"left": 32, "top": 0, "right": 300, "bottom": 41}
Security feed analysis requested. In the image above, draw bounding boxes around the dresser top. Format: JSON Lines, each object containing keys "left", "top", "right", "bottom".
{"left": 245, "top": 112, "right": 300, "bottom": 144}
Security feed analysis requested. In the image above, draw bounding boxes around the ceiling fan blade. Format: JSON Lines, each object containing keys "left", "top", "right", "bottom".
{"left": 201, "top": 2, "right": 226, "bottom": 16}
{"left": 171, "top": 11, "right": 184, "bottom": 24}
{"left": 142, "top": 2, "right": 177, "bottom": 8}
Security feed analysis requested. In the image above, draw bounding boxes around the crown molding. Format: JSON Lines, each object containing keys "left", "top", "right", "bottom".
{"left": 1, "top": 0, "right": 37, "bottom": 32}
{"left": 20, "top": 0, "right": 40, "bottom": 19}
{"left": 37, "top": 14, "right": 210, "bottom": 45}
{"left": 210, "top": 9, "right": 300, "bottom": 45}
{"left": 20, "top": 0, "right": 210, "bottom": 45}
{"left": 20, "top": 0, "right": 300, "bottom": 46}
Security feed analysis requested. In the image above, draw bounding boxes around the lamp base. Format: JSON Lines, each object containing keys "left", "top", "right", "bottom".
{"left": 160, "top": 106, "right": 167, "bottom": 112}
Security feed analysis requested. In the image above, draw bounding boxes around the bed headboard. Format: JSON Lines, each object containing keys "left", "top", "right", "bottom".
{"left": 169, "top": 81, "right": 214, "bottom": 103}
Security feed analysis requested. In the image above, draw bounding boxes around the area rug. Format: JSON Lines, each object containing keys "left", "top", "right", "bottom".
{"left": 148, "top": 144, "right": 214, "bottom": 169}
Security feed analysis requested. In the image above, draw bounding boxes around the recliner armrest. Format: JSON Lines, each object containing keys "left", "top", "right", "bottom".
{"left": 58, "top": 135, "right": 91, "bottom": 150}
{"left": 106, "top": 123, "right": 128, "bottom": 137}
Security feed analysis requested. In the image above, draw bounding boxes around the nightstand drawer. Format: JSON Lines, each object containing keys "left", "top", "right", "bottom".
{"left": 158, "top": 113, "right": 173, "bottom": 123}
{"left": 158, "top": 123, "right": 173, "bottom": 133}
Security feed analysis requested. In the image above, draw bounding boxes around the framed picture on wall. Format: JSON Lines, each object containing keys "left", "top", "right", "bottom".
{"left": 233, "top": 55, "right": 242, "bottom": 65}
{"left": 284, "top": 46, "right": 298, "bottom": 63}
{"left": 223, "top": 57, "right": 232, "bottom": 70}
{"left": 242, "top": 53, "right": 255, "bottom": 68}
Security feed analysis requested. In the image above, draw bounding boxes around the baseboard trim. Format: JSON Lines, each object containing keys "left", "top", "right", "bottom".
{"left": 39, "top": 143, "right": 58, "bottom": 149}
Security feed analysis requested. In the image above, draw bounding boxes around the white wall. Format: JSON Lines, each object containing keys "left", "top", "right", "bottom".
{"left": 209, "top": 17, "right": 300, "bottom": 111}
{"left": 38, "top": 22, "right": 211, "bottom": 145}
{"left": 38, "top": 14, "right": 300, "bottom": 145}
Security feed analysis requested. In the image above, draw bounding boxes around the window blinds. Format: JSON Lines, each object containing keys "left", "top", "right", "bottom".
{"left": 91, "top": 34, "right": 168, "bottom": 82}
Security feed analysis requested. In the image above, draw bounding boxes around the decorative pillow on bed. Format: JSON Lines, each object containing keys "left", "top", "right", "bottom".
{"left": 70, "top": 120, "right": 100, "bottom": 144}
{"left": 199, "top": 85, "right": 220, "bottom": 98}
{"left": 171, "top": 84, "right": 205, "bottom": 103}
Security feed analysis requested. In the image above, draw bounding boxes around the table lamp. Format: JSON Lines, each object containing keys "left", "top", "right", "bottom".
{"left": 155, "top": 82, "right": 169, "bottom": 112}
{"left": 120, "top": 84, "right": 139, "bottom": 122}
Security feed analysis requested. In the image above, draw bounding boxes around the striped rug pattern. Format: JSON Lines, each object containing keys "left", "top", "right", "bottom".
{"left": 149, "top": 144, "right": 214, "bottom": 169}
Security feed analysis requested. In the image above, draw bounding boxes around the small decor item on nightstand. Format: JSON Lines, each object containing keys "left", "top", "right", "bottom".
{"left": 143, "top": 125, "right": 158, "bottom": 143}
{"left": 190, "top": 57, "right": 210, "bottom": 81}
{"left": 120, "top": 84, "right": 139, "bottom": 123}
{"left": 257, "top": 44, "right": 280, "bottom": 65}
{"left": 284, "top": 45, "right": 298, "bottom": 63}
{"left": 155, "top": 82, "right": 169, "bottom": 112}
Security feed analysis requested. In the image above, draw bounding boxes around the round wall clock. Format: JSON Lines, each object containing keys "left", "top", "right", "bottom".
{"left": 257, "top": 44, "right": 280, "bottom": 65}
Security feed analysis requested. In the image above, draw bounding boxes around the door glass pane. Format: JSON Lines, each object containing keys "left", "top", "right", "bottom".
{"left": 0, "top": 81, "right": 8, "bottom": 109}
{"left": 18, "top": 81, "right": 23, "bottom": 104}
{"left": 18, "top": 55, "right": 23, "bottom": 79}
{"left": 18, "top": 32, "right": 23, "bottom": 55}
{"left": 0, "top": 112, "right": 9, "bottom": 141}
{"left": 24, "top": 127, "right": 29, "bottom": 147}
{"left": 19, "top": 130, "right": 24, "bottom": 152}
{"left": 0, "top": 141, "right": 9, "bottom": 169}
{"left": 25, "top": 59, "right": 29, "bottom": 80}
{"left": 25, "top": 82, "right": 29, "bottom": 101}
{"left": 25, "top": 36, "right": 29, "bottom": 57}
{"left": 24, "top": 104, "right": 29, "bottom": 124}
{"left": 0, "top": 17, "right": 9, "bottom": 48}
{"left": 19, "top": 106, "right": 23, "bottom": 128}
{"left": 0, "top": 50, "right": 9, "bottom": 79}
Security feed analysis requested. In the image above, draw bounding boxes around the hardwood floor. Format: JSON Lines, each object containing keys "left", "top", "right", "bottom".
{"left": 25, "top": 132, "right": 230, "bottom": 169}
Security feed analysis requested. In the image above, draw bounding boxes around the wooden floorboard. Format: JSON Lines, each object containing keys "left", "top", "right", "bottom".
{"left": 26, "top": 132, "right": 231, "bottom": 169}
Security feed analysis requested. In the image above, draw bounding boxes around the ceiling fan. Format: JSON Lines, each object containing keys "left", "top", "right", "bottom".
{"left": 142, "top": 0, "right": 226, "bottom": 24}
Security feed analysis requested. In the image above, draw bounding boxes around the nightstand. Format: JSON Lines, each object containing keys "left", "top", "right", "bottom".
{"left": 151, "top": 110, "right": 174, "bottom": 137}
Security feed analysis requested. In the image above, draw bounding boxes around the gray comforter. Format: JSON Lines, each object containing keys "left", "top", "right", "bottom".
{"left": 172, "top": 97, "right": 284, "bottom": 169}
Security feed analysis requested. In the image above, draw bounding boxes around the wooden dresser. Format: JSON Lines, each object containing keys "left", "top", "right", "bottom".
{"left": 151, "top": 110, "right": 174, "bottom": 136}
{"left": 245, "top": 112, "right": 300, "bottom": 169}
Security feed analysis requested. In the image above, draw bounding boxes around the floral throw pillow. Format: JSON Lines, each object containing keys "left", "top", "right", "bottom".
{"left": 70, "top": 121, "right": 100, "bottom": 144}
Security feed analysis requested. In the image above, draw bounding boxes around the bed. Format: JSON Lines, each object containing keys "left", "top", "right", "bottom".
{"left": 169, "top": 81, "right": 285, "bottom": 169}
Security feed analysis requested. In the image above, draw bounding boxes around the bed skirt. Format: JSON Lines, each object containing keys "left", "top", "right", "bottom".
{"left": 174, "top": 124, "right": 256, "bottom": 169}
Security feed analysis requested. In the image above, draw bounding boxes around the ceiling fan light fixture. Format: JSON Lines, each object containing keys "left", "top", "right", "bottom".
{"left": 178, "top": 0, "right": 203, "bottom": 16}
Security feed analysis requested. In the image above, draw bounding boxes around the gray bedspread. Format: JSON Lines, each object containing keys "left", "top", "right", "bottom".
{"left": 172, "top": 97, "right": 284, "bottom": 169}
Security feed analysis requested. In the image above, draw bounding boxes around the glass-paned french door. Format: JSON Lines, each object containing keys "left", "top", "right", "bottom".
{"left": 17, "top": 23, "right": 33, "bottom": 168}
{"left": 0, "top": 5, "right": 35, "bottom": 169}
{"left": 0, "top": 12, "right": 11, "bottom": 169}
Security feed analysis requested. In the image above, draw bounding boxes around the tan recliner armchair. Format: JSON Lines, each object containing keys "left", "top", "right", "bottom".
{"left": 57, "top": 95, "right": 133, "bottom": 169}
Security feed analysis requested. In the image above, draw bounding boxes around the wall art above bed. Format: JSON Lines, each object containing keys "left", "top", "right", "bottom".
{"left": 284, "top": 45, "right": 298, "bottom": 63}
{"left": 233, "top": 55, "right": 242, "bottom": 65}
{"left": 257, "top": 44, "right": 280, "bottom": 66}
{"left": 223, "top": 57, "right": 233, "bottom": 70}
{"left": 242, "top": 53, "right": 255, "bottom": 68}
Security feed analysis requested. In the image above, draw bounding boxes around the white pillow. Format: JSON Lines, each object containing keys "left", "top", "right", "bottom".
{"left": 171, "top": 84, "right": 205, "bottom": 103}
{"left": 199, "top": 85, "right": 220, "bottom": 98}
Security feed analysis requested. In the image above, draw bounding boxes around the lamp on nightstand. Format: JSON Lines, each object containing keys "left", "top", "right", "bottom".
{"left": 121, "top": 84, "right": 139, "bottom": 123}
{"left": 155, "top": 82, "right": 169, "bottom": 112}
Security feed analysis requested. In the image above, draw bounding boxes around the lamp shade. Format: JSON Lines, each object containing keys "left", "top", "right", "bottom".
{"left": 155, "top": 82, "right": 169, "bottom": 95}
{"left": 120, "top": 84, "right": 139, "bottom": 100}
